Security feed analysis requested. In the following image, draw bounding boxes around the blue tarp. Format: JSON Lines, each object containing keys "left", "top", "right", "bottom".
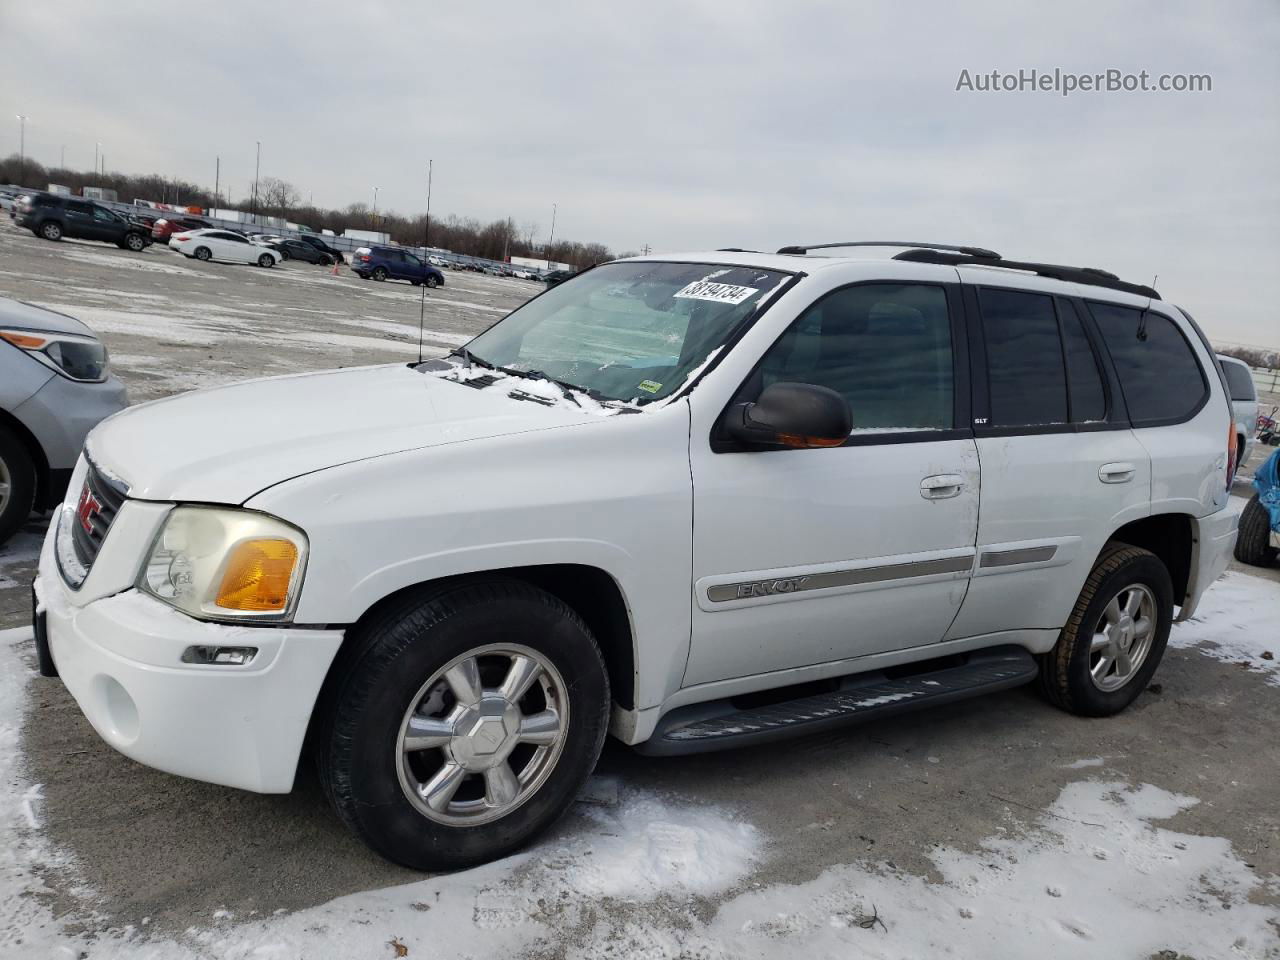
{"left": 1254, "top": 448, "right": 1280, "bottom": 532}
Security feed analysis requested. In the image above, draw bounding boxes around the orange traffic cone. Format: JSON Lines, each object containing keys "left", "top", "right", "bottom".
{"left": 330, "top": 258, "right": 341, "bottom": 276}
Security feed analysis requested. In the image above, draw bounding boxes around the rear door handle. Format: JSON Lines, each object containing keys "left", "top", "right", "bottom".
{"left": 1099, "top": 462, "right": 1136, "bottom": 484}
{"left": 921, "top": 474, "right": 965, "bottom": 500}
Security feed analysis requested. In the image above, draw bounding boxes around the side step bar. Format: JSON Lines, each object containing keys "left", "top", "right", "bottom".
{"left": 637, "top": 647, "right": 1038, "bottom": 756}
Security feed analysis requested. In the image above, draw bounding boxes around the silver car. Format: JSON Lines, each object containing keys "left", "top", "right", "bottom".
{"left": 0, "top": 298, "right": 128, "bottom": 544}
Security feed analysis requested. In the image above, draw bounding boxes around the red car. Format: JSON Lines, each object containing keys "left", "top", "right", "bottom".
{"left": 151, "top": 216, "right": 211, "bottom": 242}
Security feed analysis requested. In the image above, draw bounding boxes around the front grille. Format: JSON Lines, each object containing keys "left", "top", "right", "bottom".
{"left": 70, "top": 463, "right": 128, "bottom": 573}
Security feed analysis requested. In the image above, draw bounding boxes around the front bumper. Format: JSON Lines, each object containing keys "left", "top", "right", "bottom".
{"left": 35, "top": 515, "right": 344, "bottom": 793}
{"left": 1177, "top": 503, "right": 1240, "bottom": 622}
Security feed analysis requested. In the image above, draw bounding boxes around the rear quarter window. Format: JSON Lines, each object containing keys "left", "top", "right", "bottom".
{"left": 1089, "top": 302, "right": 1207, "bottom": 425}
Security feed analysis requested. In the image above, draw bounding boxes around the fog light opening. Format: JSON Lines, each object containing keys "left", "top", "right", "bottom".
{"left": 181, "top": 645, "right": 259, "bottom": 666}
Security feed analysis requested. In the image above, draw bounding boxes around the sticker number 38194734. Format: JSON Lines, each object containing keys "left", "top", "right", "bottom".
{"left": 673, "top": 280, "right": 759, "bottom": 305}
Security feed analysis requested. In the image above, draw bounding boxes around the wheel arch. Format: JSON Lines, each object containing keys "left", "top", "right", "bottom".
{"left": 0, "top": 407, "right": 52, "bottom": 507}
{"left": 1103, "top": 511, "right": 1193, "bottom": 608}
{"left": 324, "top": 564, "right": 638, "bottom": 712}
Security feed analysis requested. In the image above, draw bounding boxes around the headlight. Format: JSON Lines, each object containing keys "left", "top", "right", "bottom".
{"left": 139, "top": 506, "right": 308, "bottom": 621}
{"left": 1, "top": 328, "right": 109, "bottom": 382}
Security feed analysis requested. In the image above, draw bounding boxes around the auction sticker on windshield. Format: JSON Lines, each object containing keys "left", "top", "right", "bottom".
{"left": 673, "top": 280, "right": 759, "bottom": 305}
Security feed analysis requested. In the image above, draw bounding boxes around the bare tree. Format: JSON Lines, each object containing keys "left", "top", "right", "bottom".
{"left": 258, "top": 176, "right": 300, "bottom": 220}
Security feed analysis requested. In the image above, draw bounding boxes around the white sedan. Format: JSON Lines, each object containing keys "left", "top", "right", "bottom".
{"left": 170, "top": 229, "right": 282, "bottom": 267}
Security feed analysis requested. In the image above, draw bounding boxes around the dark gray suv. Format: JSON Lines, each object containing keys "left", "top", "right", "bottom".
{"left": 20, "top": 195, "right": 151, "bottom": 251}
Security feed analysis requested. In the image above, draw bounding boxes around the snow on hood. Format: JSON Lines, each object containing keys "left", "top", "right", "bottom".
{"left": 87, "top": 363, "right": 606, "bottom": 504}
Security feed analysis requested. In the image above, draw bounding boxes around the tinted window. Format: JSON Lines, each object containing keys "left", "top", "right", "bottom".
{"left": 92, "top": 206, "right": 118, "bottom": 222}
{"left": 67, "top": 200, "right": 94, "bottom": 214}
{"left": 1057, "top": 299, "right": 1107, "bottom": 421}
{"left": 1090, "top": 303, "right": 1207, "bottom": 424}
{"left": 1220, "top": 360, "right": 1257, "bottom": 401}
{"left": 979, "top": 289, "right": 1067, "bottom": 426}
{"left": 752, "top": 283, "right": 954, "bottom": 432}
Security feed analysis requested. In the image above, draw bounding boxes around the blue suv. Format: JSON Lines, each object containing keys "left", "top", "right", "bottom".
{"left": 352, "top": 246, "right": 445, "bottom": 287}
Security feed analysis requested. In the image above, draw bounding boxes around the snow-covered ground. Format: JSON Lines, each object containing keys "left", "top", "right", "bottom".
{"left": 3, "top": 571, "right": 1278, "bottom": 958}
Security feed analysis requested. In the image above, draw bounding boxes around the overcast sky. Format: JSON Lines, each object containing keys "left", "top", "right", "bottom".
{"left": 2, "top": 1, "right": 1277, "bottom": 344}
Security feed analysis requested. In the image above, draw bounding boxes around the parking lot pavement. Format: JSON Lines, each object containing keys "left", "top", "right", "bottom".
{"left": 1, "top": 219, "right": 1278, "bottom": 957}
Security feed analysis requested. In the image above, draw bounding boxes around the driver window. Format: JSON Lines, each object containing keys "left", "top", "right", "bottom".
{"left": 752, "top": 283, "right": 954, "bottom": 432}
{"left": 92, "top": 206, "right": 117, "bottom": 222}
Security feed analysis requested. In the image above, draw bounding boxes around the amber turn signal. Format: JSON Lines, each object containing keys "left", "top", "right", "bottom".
{"left": 215, "top": 538, "right": 299, "bottom": 612}
{"left": 0, "top": 330, "right": 49, "bottom": 349}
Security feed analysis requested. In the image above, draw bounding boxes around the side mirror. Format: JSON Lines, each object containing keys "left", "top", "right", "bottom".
{"left": 725, "top": 382, "right": 852, "bottom": 449}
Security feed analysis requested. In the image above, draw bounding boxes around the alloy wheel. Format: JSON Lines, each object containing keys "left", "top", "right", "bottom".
{"left": 1089, "top": 583, "right": 1157, "bottom": 692}
{"left": 395, "top": 643, "right": 569, "bottom": 826}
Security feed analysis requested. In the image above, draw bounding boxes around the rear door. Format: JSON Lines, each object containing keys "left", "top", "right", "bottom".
{"left": 687, "top": 280, "right": 980, "bottom": 685}
{"left": 946, "top": 283, "right": 1150, "bottom": 640}
{"left": 63, "top": 200, "right": 97, "bottom": 240}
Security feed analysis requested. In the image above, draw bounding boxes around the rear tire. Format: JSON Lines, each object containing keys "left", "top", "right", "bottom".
{"left": 39, "top": 221, "right": 62, "bottom": 241}
{"left": 315, "top": 579, "right": 610, "bottom": 871}
{"left": 194, "top": 246, "right": 212, "bottom": 261}
{"left": 1234, "top": 494, "right": 1277, "bottom": 566}
{"left": 1038, "top": 544, "right": 1172, "bottom": 717}
{"left": 0, "top": 425, "right": 37, "bottom": 546}
{"left": 372, "top": 266, "right": 388, "bottom": 282}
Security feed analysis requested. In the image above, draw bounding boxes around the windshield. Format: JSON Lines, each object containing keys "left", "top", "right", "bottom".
{"left": 463, "top": 261, "right": 789, "bottom": 403}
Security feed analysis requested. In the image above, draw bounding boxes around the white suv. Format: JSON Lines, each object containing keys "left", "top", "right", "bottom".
{"left": 33, "top": 242, "right": 1239, "bottom": 870}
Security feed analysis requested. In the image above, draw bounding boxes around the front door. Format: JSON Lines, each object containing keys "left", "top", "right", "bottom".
{"left": 686, "top": 281, "right": 980, "bottom": 686}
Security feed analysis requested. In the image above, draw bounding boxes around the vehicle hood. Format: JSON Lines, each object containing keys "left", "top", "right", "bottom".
{"left": 88, "top": 364, "right": 605, "bottom": 504}
{"left": 0, "top": 298, "right": 98, "bottom": 338}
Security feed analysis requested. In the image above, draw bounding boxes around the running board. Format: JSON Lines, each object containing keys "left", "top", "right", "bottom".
{"left": 637, "top": 647, "right": 1037, "bottom": 756}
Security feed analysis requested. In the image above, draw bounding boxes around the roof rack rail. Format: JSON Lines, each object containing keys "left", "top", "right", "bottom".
{"left": 891, "top": 249, "right": 1160, "bottom": 299}
{"left": 776, "top": 241, "right": 1002, "bottom": 258}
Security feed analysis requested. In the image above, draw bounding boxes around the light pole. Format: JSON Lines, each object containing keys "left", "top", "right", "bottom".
{"left": 60, "top": 144, "right": 65, "bottom": 168}
{"left": 548, "top": 202, "right": 557, "bottom": 251}
{"left": 15, "top": 116, "right": 27, "bottom": 182}
{"left": 372, "top": 186, "right": 379, "bottom": 230}
{"left": 424, "top": 160, "right": 433, "bottom": 248}
{"left": 253, "top": 141, "right": 261, "bottom": 223}
{"left": 93, "top": 141, "right": 101, "bottom": 181}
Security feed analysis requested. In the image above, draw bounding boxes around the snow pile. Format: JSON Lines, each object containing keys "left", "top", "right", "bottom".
{"left": 1171, "top": 571, "right": 1280, "bottom": 685}
{"left": 583, "top": 780, "right": 1278, "bottom": 960}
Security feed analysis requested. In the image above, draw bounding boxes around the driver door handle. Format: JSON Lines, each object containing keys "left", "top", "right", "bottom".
{"left": 920, "top": 474, "right": 965, "bottom": 500}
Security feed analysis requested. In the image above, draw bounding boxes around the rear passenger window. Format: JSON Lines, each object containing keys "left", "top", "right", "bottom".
{"left": 978, "top": 289, "right": 1067, "bottom": 426}
{"left": 1057, "top": 299, "right": 1107, "bottom": 422}
{"left": 1089, "top": 303, "right": 1207, "bottom": 425}
{"left": 1221, "top": 361, "right": 1257, "bottom": 401}
{"left": 752, "top": 283, "right": 954, "bottom": 433}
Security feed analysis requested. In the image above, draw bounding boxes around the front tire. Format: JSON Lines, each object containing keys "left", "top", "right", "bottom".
{"left": 0, "top": 425, "right": 37, "bottom": 546}
{"left": 315, "top": 580, "right": 609, "bottom": 871}
{"left": 40, "top": 221, "right": 62, "bottom": 241}
{"left": 257, "top": 253, "right": 275, "bottom": 268}
{"left": 425, "top": 275, "right": 439, "bottom": 288}
{"left": 1234, "top": 494, "right": 1277, "bottom": 566}
{"left": 124, "top": 232, "right": 146, "bottom": 251}
{"left": 1038, "top": 545, "right": 1172, "bottom": 717}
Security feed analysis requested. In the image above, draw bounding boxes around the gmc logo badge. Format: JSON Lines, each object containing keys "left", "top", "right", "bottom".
{"left": 76, "top": 484, "right": 102, "bottom": 535}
